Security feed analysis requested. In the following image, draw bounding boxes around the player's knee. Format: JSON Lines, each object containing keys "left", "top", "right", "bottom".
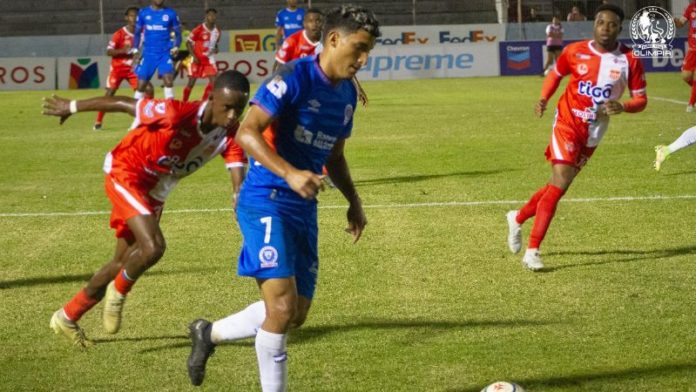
{"left": 139, "top": 239, "right": 166, "bottom": 265}
{"left": 290, "top": 311, "right": 308, "bottom": 329}
{"left": 683, "top": 74, "right": 693, "bottom": 84}
{"left": 266, "top": 298, "right": 297, "bottom": 327}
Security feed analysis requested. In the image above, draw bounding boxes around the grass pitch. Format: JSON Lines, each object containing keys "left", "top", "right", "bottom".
{"left": 1, "top": 73, "right": 695, "bottom": 391}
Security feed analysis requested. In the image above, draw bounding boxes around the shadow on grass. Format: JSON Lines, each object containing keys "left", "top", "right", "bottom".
{"left": 0, "top": 267, "right": 221, "bottom": 289}
{"left": 663, "top": 170, "right": 696, "bottom": 176}
{"left": 353, "top": 169, "right": 509, "bottom": 186}
{"left": 135, "top": 318, "right": 552, "bottom": 353}
{"left": 449, "top": 361, "right": 696, "bottom": 392}
{"left": 541, "top": 246, "right": 696, "bottom": 272}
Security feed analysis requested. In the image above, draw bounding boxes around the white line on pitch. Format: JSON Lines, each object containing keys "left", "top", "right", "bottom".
{"left": 1, "top": 194, "right": 694, "bottom": 218}
{"left": 653, "top": 96, "right": 688, "bottom": 105}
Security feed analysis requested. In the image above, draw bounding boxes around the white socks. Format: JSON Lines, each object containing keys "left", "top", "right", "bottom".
{"left": 210, "top": 301, "right": 265, "bottom": 344}
{"left": 255, "top": 328, "right": 288, "bottom": 392}
{"left": 164, "top": 87, "right": 174, "bottom": 100}
{"left": 668, "top": 126, "right": 696, "bottom": 154}
{"left": 133, "top": 90, "right": 144, "bottom": 99}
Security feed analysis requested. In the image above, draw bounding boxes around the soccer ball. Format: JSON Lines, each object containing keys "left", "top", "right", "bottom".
{"left": 480, "top": 381, "right": 526, "bottom": 392}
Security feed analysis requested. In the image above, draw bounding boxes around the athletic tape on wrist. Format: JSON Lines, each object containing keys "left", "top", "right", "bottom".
{"left": 69, "top": 100, "right": 78, "bottom": 114}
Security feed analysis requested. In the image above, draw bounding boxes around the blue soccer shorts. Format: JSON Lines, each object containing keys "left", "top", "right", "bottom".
{"left": 236, "top": 202, "right": 319, "bottom": 299}
{"left": 135, "top": 52, "right": 175, "bottom": 81}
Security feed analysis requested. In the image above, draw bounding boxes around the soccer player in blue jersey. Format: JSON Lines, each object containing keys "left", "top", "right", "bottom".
{"left": 275, "top": 0, "right": 306, "bottom": 48}
{"left": 132, "top": 0, "right": 181, "bottom": 100}
{"left": 186, "top": 5, "right": 380, "bottom": 390}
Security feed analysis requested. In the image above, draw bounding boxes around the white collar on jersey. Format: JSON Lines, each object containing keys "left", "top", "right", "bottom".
{"left": 588, "top": 40, "right": 623, "bottom": 56}
{"left": 303, "top": 30, "right": 321, "bottom": 46}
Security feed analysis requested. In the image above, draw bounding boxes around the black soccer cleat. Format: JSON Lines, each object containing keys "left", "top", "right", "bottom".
{"left": 187, "top": 319, "right": 216, "bottom": 386}
{"left": 92, "top": 123, "right": 102, "bottom": 131}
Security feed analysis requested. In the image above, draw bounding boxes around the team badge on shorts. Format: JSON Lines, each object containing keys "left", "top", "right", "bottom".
{"left": 630, "top": 6, "right": 674, "bottom": 58}
{"left": 259, "top": 246, "right": 279, "bottom": 268}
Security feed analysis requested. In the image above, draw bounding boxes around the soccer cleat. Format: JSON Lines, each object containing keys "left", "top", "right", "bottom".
{"left": 93, "top": 123, "right": 102, "bottom": 131}
{"left": 506, "top": 210, "right": 522, "bottom": 254}
{"left": 103, "top": 281, "right": 126, "bottom": 334}
{"left": 687, "top": 105, "right": 694, "bottom": 113}
{"left": 50, "top": 310, "right": 94, "bottom": 348}
{"left": 187, "top": 319, "right": 216, "bottom": 386}
{"left": 522, "top": 248, "right": 544, "bottom": 271}
{"left": 654, "top": 145, "right": 670, "bottom": 172}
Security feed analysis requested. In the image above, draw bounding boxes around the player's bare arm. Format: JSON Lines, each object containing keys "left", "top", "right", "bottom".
{"left": 228, "top": 167, "right": 245, "bottom": 210}
{"left": 352, "top": 76, "right": 368, "bottom": 107}
{"left": 235, "top": 105, "right": 323, "bottom": 199}
{"left": 676, "top": 16, "right": 688, "bottom": 28}
{"left": 187, "top": 40, "right": 198, "bottom": 64}
{"left": 42, "top": 95, "right": 137, "bottom": 124}
{"left": 325, "top": 138, "right": 367, "bottom": 243}
{"left": 535, "top": 98, "right": 548, "bottom": 118}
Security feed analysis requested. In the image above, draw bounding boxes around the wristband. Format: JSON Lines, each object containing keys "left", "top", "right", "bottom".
{"left": 69, "top": 100, "right": 78, "bottom": 114}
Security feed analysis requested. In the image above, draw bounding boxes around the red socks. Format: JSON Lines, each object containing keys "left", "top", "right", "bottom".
{"left": 183, "top": 86, "right": 192, "bottom": 102}
{"left": 63, "top": 288, "right": 99, "bottom": 322}
{"left": 201, "top": 83, "right": 213, "bottom": 101}
{"left": 95, "top": 111, "right": 105, "bottom": 124}
{"left": 528, "top": 185, "right": 565, "bottom": 249}
{"left": 113, "top": 268, "right": 135, "bottom": 296}
{"left": 516, "top": 185, "right": 549, "bottom": 224}
{"left": 689, "top": 82, "right": 696, "bottom": 105}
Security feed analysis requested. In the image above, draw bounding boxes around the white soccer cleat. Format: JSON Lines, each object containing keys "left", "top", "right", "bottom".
{"left": 687, "top": 105, "right": 694, "bottom": 113}
{"left": 522, "top": 248, "right": 544, "bottom": 271}
{"left": 50, "top": 310, "right": 94, "bottom": 348}
{"left": 653, "top": 145, "right": 670, "bottom": 172}
{"left": 103, "top": 281, "right": 126, "bottom": 334}
{"left": 506, "top": 210, "right": 522, "bottom": 254}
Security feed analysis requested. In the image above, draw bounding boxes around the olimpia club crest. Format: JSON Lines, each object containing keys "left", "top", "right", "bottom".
{"left": 630, "top": 6, "right": 675, "bottom": 58}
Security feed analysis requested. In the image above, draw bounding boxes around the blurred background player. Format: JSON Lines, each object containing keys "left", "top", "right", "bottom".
{"left": 506, "top": 4, "right": 647, "bottom": 271}
{"left": 172, "top": 21, "right": 192, "bottom": 83}
{"left": 675, "top": 0, "right": 696, "bottom": 112}
{"left": 185, "top": 5, "right": 379, "bottom": 390}
{"left": 94, "top": 7, "right": 152, "bottom": 131}
{"left": 43, "top": 71, "right": 250, "bottom": 348}
{"left": 275, "top": 0, "right": 305, "bottom": 48}
{"left": 654, "top": 126, "right": 696, "bottom": 171}
{"left": 273, "top": 7, "right": 323, "bottom": 72}
{"left": 132, "top": 0, "right": 181, "bottom": 100}
{"left": 183, "top": 8, "right": 221, "bottom": 102}
{"left": 542, "top": 17, "right": 563, "bottom": 76}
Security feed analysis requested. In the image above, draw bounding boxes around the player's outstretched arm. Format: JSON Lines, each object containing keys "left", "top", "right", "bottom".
{"left": 325, "top": 139, "right": 367, "bottom": 243}
{"left": 235, "top": 105, "right": 323, "bottom": 200}
{"left": 42, "top": 95, "right": 137, "bottom": 125}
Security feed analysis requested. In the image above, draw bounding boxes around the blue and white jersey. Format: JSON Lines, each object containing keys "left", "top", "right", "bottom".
{"left": 133, "top": 6, "right": 181, "bottom": 55}
{"left": 242, "top": 56, "right": 357, "bottom": 204}
{"left": 275, "top": 7, "right": 306, "bottom": 39}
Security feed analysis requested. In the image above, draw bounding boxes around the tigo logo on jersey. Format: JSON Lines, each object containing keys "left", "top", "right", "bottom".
{"left": 577, "top": 81, "right": 612, "bottom": 103}
{"left": 259, "top": 246, "right": 279, "bottom": 268}
{"left": 506, "top": 46, "right": 531, "bottom": 70}
{"left": 69, "top": 58, "right": 99, "bottom": 89}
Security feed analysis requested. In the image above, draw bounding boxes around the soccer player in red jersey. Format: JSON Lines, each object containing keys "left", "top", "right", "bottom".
{"left": 42, "top": 70, "right": 250, "bottom": 347}
{"left": 273, "top": 8, "right": 323, "bottom": 71}
{"left": 182, "top": 8, "right": 221, "bottom": 102}
{"left": 506, "top": 4, "right": 647, "bottom": 271}
{"left": 94, "top": 7, "right": 152, "bottom": 131}
{"left": 676, "top": 0, "right": 696, "bottom": 112}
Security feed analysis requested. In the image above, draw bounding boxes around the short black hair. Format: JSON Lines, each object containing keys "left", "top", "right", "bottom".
{"left": 306, "top": 7, "right": 323, "bottom": 17}
{"left": 214, "top": 70, "right": 250, "bottom": 94}
{"left": 595, "top": 4, "right": 625, "bottom": 22}
{"left": 206, "top": 8, "right": 217, "bottom": 14}
{"left": 125, "top": 6, "right": 139, "bottom": 15}
{"left": 323, "top": 5, "right": 381, "bottom": 39}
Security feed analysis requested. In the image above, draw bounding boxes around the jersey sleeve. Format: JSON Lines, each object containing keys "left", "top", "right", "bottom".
{"left": 628, "top": 56, "right": 647, "bottom": 97}
{"left": 131, "top": 98, "right": 178, "bottom": 130}
{"left": 133, "top": 9, "right": 144, "bottom": 49}
{"left": 221, "top": 131, "right": 247, "bottom": 169}
{"left": 250, "top": 67, "right": 301, "bottom": 119}
{"left": 171, "top": 10, "right": 182, "bottom": 49}
{"left": 553, "top": 46, "right": 572, "bottom": 76}
{"left": 275, "top": 37, "right": 295, "bottom": 64}
{"left": 107, "top": 30, "right": 120, "bottom": 51}
{"left": 275, "top": 11, "right": 282, "bottom": 27}
{"left": 342, "top": 84, "right": 358, "bottom": 139}
{"left": 684, "top": 4, "right": 692, "bottom": 20}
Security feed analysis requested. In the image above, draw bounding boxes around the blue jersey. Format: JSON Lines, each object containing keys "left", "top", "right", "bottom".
{"left": 133, "top": 6, "right": 181, "bottom": 55}
{"left": 275, "top": 8, "right": 306, "bottom": 39}
{"left": 241, "top": 56, "right": 356, "bottom": 204}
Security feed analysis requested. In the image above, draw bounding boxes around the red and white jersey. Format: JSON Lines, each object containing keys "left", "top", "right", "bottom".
{"left": 104, "top": 99, "right": 246, "bottom": 201}
{"left": 552, "top": 40, "right": 646, "bottom": 147}
{"left": 189, "top": 23, "right": 221, "bottom": 65}
{"left": 275, "top": 29, "right": 322, "bottom": 64}
{"left": 684, "top": 2, "right": 696, "bottom": 50}
{"left": 108, "top": 27, "right": 135, "bottom": 69}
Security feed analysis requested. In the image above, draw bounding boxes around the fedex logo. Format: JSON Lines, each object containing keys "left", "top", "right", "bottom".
{"left": 578, "top": 81, "right": 612, "bottom": 103}
{"left": 377, "top": 32, "right": 429, "bottom": 45}
{"left": 440, "top": 30, "right": 497, "bottom": 43}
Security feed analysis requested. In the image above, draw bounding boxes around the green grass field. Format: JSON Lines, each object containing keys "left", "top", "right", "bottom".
{"left": 1, "top": 73, "right": 695, "bottom": 391}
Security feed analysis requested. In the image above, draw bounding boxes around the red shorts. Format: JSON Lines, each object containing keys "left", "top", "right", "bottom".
{"left": 188, "top": 61, "right": 217, "bottom": 79}
{"left": 683, "top": 48, "right": 696, "bottom": 72}
{"left": 107, "top": 66, "right": 138, "bottom": 90}
{"left": 544, "top": 120, "right": 596, "bottom": 169}
{"left": 104, "top": 174, "right": 163, "bottom": 240}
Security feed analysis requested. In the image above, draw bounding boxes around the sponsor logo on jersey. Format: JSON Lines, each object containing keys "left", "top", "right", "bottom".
{"left": 578, "top": 81, "right": 612, "bottom": 103}
{"left": 577, "top": 63, "right": 588, "bottom": 75}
